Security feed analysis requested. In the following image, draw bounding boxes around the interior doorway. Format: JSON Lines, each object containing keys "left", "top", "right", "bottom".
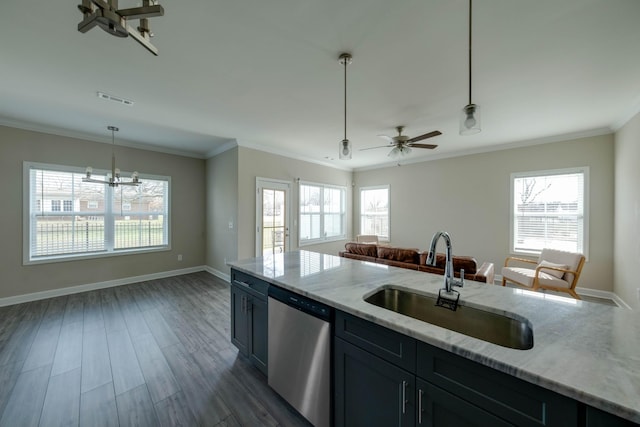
{"left": 256, "top": 178, "right": 291, "bottom": 257}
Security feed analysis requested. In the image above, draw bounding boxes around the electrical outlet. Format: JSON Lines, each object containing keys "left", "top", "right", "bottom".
{"left": 228, "top": 221, "right": 233, "bottom": 229}
{"left": 177, "top": 254, "right": 183, "bottom": 261}
{"left": 224, "top": 257, "right": 227, "bottom": 265}
{"left": 637, "top": 288, "right": 640, "bottom": 301}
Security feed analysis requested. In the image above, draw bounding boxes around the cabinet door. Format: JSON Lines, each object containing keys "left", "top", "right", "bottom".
{"left": 248, "top": 295, "right": 268, "bottom": 375}
{"left": 230, "top": 285, "right": 249, "bottom": 355}
{"left": 417, "top": 379, "right": 513, "bottom": 427}
{"left": 335, "top": 337, "right": 415, "bottom": 427}
{"left": 585, "top": 406, "right": 638, "bottom": 427}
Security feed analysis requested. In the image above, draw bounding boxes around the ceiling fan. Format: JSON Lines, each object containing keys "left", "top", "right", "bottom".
{"left": 360, "top": 126, "right": 442, "bottom": 157}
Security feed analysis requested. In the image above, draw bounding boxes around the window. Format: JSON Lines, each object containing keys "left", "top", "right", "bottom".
{"left": 299, "top": 181, "right": 346, "bottom": 245}
{"left": 24, "top": 162, "right": 171, "bottom": 264}
{"left": 360, "top": 186, "right": 390, "bottom": 241}
{"left": 510, "top": 167, "right": 588, "bottom": 256}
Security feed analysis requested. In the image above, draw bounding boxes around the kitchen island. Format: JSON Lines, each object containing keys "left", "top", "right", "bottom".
{"left": 229, "top": 250, "right": 640, "bottom": 425}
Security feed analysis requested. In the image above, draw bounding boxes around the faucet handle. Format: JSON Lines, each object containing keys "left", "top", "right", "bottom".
{"left": 454, "top": 268, "right": 464, "bottom": 288}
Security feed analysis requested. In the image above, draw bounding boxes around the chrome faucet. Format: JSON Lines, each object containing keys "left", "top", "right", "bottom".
{"left": 426, "top": 231, "right": 464, "bottom": 294}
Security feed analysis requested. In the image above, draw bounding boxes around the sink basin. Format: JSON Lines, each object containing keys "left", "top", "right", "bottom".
{"left": 364, "top": 287, "right": 533, "bottom": 350}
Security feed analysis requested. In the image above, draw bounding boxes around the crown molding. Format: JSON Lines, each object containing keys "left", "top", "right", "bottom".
{"left": 354, "top": 127, "right": 613, "bottom": 172}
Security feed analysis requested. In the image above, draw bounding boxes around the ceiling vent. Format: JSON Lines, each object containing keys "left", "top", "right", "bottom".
{"left": 97, "top": 91, "right": 134, "bottom": 106}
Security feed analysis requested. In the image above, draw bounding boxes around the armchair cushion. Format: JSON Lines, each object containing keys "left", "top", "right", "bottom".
{"left": 538, "top": 249, "right": 583, "bottom": 284}
{"left": 537, "top": 260, "right": 568, "bottom": 279}
{"left": 502, "top": 267, "right": 571, "bottom": 289}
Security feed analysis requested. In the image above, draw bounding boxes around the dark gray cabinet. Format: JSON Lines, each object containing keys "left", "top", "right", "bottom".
{"left": 334, "top": 309, "right": 583, "bottom": 427}
{"left": 335, "top": 337, "right": 415, "bottom": 427}
{"left": 230, "top": 269, "right": 268, "bottom": 375}
{"left": 418, "top": 378, "right": 513, "bottom": 427}
{"left": 584, "top": 407, "right": 638, "bottom": 427}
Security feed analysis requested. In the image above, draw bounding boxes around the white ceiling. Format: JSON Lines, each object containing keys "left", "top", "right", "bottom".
{"left": 1, "top": 0, "right": 639, "bottom": 169}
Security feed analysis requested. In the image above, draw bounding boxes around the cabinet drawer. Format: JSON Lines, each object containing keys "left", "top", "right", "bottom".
{"left": 417, "top": 342, "right": 577, "bottom": 427}
{"left": 335, "top": 310, "right": 416, "bottom": 371}
{"left": 231, "top": 269, "right": 269, "bottom": 298}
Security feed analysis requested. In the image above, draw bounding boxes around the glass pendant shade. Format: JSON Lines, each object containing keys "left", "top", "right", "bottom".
{"left": 460, "top": 103, "right": 481, "bottom": 135}
{"left": 339, "top": 139, "right": 352, "bottom": 160}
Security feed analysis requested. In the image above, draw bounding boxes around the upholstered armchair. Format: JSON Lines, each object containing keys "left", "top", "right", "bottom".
{"left": 501, "top": 248, "right": 585, "bottom": 300}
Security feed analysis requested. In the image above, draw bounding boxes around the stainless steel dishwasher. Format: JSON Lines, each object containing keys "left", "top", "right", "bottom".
{"left": 268, "top": 286, "right": 332, "bottom": 427}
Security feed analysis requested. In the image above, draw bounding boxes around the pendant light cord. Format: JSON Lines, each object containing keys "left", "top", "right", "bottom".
{"left": 343, "top": 56, "right": 348, "bottom": 141}
{"left": 468, "top": 0, "right": 473, "bottom": 106}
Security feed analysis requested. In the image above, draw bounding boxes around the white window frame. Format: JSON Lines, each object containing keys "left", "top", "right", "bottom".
{"left": 509, "top": 167, "right": 589, "bottom": 258}
{"left": 23, "top": 161, "right": 171, "bottom": 265}
{"left": 359, "top": 185, "right": 390, "bottom": 242}
{"left": 298, "top": 180, "right": 347, "bottom": 246}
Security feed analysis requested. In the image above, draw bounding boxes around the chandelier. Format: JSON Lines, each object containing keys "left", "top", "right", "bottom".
{"left": 84, "top": 126, "right": 141, "bottom": 187}
{"left": 77, "top": 0, "right": 164, "bottom": 56}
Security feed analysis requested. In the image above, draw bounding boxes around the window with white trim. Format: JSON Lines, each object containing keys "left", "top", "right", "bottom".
{"left": 299, "top": 181, "right": 347, "bottom": 245}
{"left": 510, "top": 167, "right": 588, "bottom": 256}
{"left": 24, "top": 162, "right": 170, "bottom": 263}
{"left": 360, "top": 186, "right": 390, "bottom": 241}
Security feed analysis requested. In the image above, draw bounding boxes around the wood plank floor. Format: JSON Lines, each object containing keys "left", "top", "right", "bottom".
{"left": 0, "top": 272, "right": 310, "bottom": 427}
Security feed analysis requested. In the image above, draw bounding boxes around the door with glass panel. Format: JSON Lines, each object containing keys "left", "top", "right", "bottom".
{"left": 256, "top": 178, "right": 290, "bottom": 257}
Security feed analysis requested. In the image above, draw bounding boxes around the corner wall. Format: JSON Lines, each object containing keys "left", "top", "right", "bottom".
{"left": 206, "top": 147, "right": 239, "bottom": 275}
{"left": 614, "top": 112, "right": 640, "bottom": 309}
{"left": 354, "top": 134, "right": 614, "bottom": 292}
{"left": 0, "top": 125, "right": 206, "bottom": 300}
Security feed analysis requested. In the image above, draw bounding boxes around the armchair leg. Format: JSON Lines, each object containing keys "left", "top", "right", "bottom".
{"left": 568, "top": 289, "right": 582, "bottom": 300}
{"left": 501, "top": 278, "right": 506, "bottom": 287}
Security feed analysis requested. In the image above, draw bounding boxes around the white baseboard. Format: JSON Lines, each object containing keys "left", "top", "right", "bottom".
{"left": 0, "top": 265, "right": 207, "bottom": 307}
{"left": 204, "top": 265, "right": 231, "bottom": 283}
{"left": 494, "top": 274, "right": 629, "bottom": 308}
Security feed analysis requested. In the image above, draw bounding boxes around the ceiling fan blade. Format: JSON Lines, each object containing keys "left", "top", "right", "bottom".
{"left": 377, "top": 134, "right": 394, "bottom": 144}
{"left": 359, "top": 145, "right": 394, "bottom": 151}
{"left": 408, "top": 130, "right": 442, "bottom": 143}
{"left": 408, "top": 143, "right": 438, "bottom": 149}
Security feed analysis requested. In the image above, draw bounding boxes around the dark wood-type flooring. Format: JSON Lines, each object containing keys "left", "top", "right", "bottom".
{"left": 0, "top": 272, "right": 309, "bottom": 427}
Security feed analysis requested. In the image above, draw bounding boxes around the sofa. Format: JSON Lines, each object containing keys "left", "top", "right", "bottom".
{"left": 338, "top": 242, "right": 495, "bottom": 284}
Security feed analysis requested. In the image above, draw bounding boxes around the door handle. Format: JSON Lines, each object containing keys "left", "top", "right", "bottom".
{"left": 418, "top": 388, "right": 424, "bottom": 424}
{"left": 401, "top": 380, "right": 407, "bottom": 414}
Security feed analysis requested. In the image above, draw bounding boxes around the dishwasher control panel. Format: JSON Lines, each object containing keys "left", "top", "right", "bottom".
{"left": 268, "top": 285, "right": 332, "bottom": 321}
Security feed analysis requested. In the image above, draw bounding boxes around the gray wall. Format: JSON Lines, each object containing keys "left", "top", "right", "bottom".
{"left": 206, "top": 147, "right": 239, "bottom": 275}
{"left": 236, "top": 147, "right": 353, "bottom": 260}
{"left": 0, "top": 125, "right": 206, "bottom": 300}
{"left": 614, "top": 112, "right": 640, "bottom": 309}
{"left": 354, "top": 134, "right": 615, "bottom": 292}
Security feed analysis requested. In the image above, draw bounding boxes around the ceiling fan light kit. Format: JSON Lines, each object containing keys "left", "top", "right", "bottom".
{"left": 460, "top": 0, "right": 481, "bottom": 135}
{"left": 360, "top": 125, "right": 441, "bottom": 157}
{"left": 77, "top": 0, "right": 164, "bottom": 56}
{"left": 338, "top": 53, "right": 353, "bottom": 160}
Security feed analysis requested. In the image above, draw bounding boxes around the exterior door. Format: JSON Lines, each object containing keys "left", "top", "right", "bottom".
{"left": 256, "top": 178, "right": 290, "bottom": 257}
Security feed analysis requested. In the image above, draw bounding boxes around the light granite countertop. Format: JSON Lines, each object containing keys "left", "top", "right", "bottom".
{"left": 229, "top": 250, "right": 640, "bottom": 423}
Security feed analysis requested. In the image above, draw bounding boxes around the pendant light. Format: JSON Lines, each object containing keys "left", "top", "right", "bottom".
{"left": 84, "top": 126, "right": 141, "bottom": 187}
{"left": 338, "top": 53, "right": 353, "bottom": 160}
{"left": 460, "top": 0, "right": 481, "bottom": 135}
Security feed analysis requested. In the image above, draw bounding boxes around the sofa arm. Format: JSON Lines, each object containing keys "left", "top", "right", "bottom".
{"left": 473, "top": 262, "right": 495, "bottom": 284}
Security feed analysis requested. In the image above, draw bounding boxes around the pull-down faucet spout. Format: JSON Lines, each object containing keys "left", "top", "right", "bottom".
{"left": 427, "top": 231, "right": 463, "bottom": 293}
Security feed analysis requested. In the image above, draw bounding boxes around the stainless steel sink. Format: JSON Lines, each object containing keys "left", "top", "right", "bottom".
{"left": 364, "top": 287, "right": 533, "bottom": 350}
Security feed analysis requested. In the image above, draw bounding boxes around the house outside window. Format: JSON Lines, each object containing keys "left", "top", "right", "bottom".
{"left": 299, "top": 181, "right": 346, "bottom": 245}
{"left": 510, "top": 167, "right": 588, "bottom": 257}
{"left": 360, "top": 186, "right": 390, "bottom": 241}
{"left": 24, "top": 162, "right": 171, "bottom": 264}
